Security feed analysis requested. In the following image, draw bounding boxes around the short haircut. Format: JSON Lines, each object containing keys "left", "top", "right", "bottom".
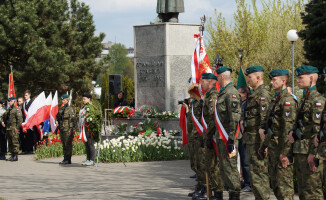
{"left": 24, "top": 90, "right": 31, "bottom": 95}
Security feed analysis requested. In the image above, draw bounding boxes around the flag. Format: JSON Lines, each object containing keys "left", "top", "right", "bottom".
{"left": 50, "top": 91, "right": 58, "bottom": 133}
{"left": 236, "top": 66, "right": 247, "bottom": 89}
{"left": 213, "top": 70, "right": 220, "bottom": 92}
{"left": 21, "top": 92, "right": 52, "bottom": 132}
{"left": 8, "top": 72, "right": 16, "bottom": 98}
{"left": 188, "top": 34, "right": 212, "bottom": 101}
{"left": 179, "top": 106, "right": 188, "bottom": 147}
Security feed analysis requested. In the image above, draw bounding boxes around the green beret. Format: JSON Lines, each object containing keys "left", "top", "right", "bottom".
{"left": 216, "top": 66, "right": 232, "bottom": 74}
{"left": 201, "top": 73, "right": 217, "bottom": 80}
{"left": 268, "top": 69, "right": 289, "bottom": 79}
{"left": 323, "top": 67, "right": 326, "bottom": 74}
{"left": 295, "top": 65, "right": 319, "bottom": 76}
{"left": 245, "top": 65, "right": 264, "bottom": 76}
{"left": 8, "top": 97, "right": 17, "bottom": 101}
{"left": 61, "top": 94, "right": 70, "bottom": 100}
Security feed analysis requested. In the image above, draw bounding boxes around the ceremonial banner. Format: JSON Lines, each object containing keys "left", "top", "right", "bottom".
{"left": 8, "top": 72, "right": 16, "bottom": 98}
{"left": 188, "top": 34, "right": 212, "bottom": 101}
{"left": 179, "top": 106, "right": 188, "bottom": 147}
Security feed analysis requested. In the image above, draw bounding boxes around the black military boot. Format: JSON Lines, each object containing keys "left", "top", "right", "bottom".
{"left": 61, "top": 155, "right": 71, "bottom": 165}
{"left": 11, "top": 153, "right": 18, "bottom": 161}
{"left": 229, "top": 192, "right": 240, "bottom": 200}
{"left": 192, "top": 186, "right": 207, "bottom": 200}
{"left": 59, "top": 155, "right": 66, "bottom": 164}
{"left": 6, "top": 153, "right": 15, "bottom": 161}
{"left": 213, "top": 191, "right": 223, "bottom": 200}
{"left": 188, "top": 183, "right": 202, "bottom": 197}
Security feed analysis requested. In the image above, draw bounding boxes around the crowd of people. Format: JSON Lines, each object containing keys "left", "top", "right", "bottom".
{"left": 184, "top": 65, "right": 326, "bottom": 200}
{"left": 0, "top": 91, "right": 101, "bottom": 166}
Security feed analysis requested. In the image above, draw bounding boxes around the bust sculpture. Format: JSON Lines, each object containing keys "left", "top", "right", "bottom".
{"left": 150, "top": 0, "right": 184, "bottom": 24}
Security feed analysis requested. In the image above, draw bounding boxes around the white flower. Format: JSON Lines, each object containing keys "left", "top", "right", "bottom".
{"left": 86, "top": 108, "right": 90, "bottom": 111}
{"left": 89, "top": 118, "right": 93, "bottom": 121}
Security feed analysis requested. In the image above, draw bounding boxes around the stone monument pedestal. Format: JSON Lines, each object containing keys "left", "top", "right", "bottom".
{"left": 134, "top": 23, "right": 200, "bottom": 112}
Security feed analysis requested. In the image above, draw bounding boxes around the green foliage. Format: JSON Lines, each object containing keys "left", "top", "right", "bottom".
{"left": 122, "top": 75, "right": 135, "bottom": 104}
{"left": 206, "top": 0, "right": 306, "bottom": 84}
{"left": 0, "top": 0, "right": 105, "bottom": 97}
{"left": 299, "top": 0, "right": 326, "bottom": 93}
{"left": 100, "top": 73, "right": 109, "bottom": 111}
{"left": 85, "top": 100, "right": 102, "bottom": 142}
{"left": 105, "top": 43, "right": 131, "bottom": 75}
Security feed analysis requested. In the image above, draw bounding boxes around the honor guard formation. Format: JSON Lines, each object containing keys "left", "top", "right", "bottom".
{"left": 183, "top": 65, "right": 326, "bottom": 200}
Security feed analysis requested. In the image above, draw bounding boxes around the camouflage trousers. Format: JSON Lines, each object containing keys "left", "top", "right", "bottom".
{"left": 193, "top": 137, "right": 205, "bottom": 185}
{"left": 203, "top": 147, "right": 224, "bottom": 192}
{"left": 217, "top": 139, "right": 241, "bottom": 194}
{"left": 188, "top": 139, "right": 196, "bottom": 173}
{"left": 7, "top": 129, "right": 19, "bottom": 154}
{"left": 246, "top": 143, "right": 270, "bottom": 200}
{"left": 60, "top": 130, "right": 74, "bottom": 157}
{"left": 268, "top": 148, "right": 294, "bottom": 200}
{"left": 324, "top": 160, "right": 326, "bottom": 197}
{"left": 294, "top": 154, "right": 324, "bottom": 200}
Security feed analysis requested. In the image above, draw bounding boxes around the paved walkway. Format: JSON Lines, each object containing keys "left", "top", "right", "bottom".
{"left": 0, "top": 155, "right": 299, "bottom": 200}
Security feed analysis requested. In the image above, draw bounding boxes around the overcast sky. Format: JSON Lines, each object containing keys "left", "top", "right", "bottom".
{"left": 81, "top": 0, "right": 238, "bottom": 48}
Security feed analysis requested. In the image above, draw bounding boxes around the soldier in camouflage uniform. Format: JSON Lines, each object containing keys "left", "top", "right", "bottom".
{"left": 315, "top": 66, "right": 326, "bottom": 197}
{"left": 289, "top": 65, "right": 324, "bottom": 199}
{"left": 264, "top": 69, "right": 296, "bottom": 199}
{"left": 1, "top": 97, "right": 23, "bottom": 161}
{"left": 240, "top": 65, "right": 271, "bottom": 200}
{"left": 184, "top": 96, "right": 195, "bottom": 175}
{"left": 187, "top": 94, "right": 207, "bottom": 198}
{"left": 215, "top": 67, "right": 241, "bottom": 200}
{"left": 193, "top": 73, "right": 224, "bottom": 200}
{"left": 55, "top": 94, "right": 77, "bottom": 165}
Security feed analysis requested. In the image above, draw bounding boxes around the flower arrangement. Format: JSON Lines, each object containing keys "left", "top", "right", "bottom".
{"left": 155, "top": 111, "right": 178, "bottom": 120}
{"left": 35, "top": 134, "right": 85, "bottom": 160}
{"left": 84, "top": 101, "right": 102, "bottom": 142}
{"left": 110, "top": 106, "right": 135, "bottom": 118}
{"left": 96, "top": 134, "right": 186, "bottom": 162}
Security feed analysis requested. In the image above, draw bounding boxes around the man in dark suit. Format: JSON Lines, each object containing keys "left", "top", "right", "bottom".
{"left": 22, "top": 90, "right": 36, "bottom": 154}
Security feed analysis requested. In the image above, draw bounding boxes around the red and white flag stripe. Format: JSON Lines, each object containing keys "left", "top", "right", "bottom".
{"left": 79, "top": 124, "right": 87, "bottom": 142}
{"left": 50, "top": 91, "right": 58, "bottom": 134}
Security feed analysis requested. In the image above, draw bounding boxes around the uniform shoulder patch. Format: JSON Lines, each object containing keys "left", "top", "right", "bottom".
{"left": 316, "top": 103, "right": 322, "bottom": 107}
{"left": 232, "top": 95, "right": 237, "bottom": 98}
{"left": 260, "top": 97, "right": 265, "bottom": 101}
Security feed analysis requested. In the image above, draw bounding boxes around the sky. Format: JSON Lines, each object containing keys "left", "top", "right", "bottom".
{"left": 81, "top": 0, "right": 238, "bottom": 48}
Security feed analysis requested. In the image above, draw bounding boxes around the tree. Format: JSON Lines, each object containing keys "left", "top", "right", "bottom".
{"left": 0, "top": 0, "right": 105, "bottom": 97}
{"left": 122, "top": 75, "right": 134, "bottom": 104}
{"left": 206, "top": 0, "right": 306, "bottom": 84}
{"left": 100, "top": 73, "right": 109, "bottom": 111}
{"left": 105, "top": 43, "right": 131, "bottom": 75}
{"left": 299, "top": 0, "right": 326, "bottom": 92}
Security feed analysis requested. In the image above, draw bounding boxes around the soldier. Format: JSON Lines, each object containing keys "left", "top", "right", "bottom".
{"left": 150, "top": 0, "right": 184, "bottom": 23}
{"left": 264, "top": 69, "right": 296, "bottom": 199}
{"left": 289, "top": 65, "right": 324, "bottom": 199}
{"left": 0, "top": 100, "right": 7, "bottom": 160}
{"left": 1, "top": 97, "right": 23, "bottom": 161}
{"left": 240, "top": 65, "right": 271, "bottom": 200}
{"left": 185, "top": 92, "right": 206, "bottom": 198}
{"left": 215, "top": 67, "right": 241, "bottom": 200}
{"left": 55, "top": 94, "right": 76, "bottom": 165}
{"left": 315, "top": 66, "right": 326, "bottom": 197}
{"left": 194, "top": 73, "right": 224, "bottom": 200}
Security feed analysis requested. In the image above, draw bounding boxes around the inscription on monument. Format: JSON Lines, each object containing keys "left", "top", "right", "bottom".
{"left": 136, "top": 60, "right": 165, "bottom": 87}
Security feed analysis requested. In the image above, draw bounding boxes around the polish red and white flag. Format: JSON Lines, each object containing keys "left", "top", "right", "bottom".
{"left": 22, "top": 92, "right": 52, "bottom": 132}
{"left": 50, "top": 91, "right": 58, "bottom": 133}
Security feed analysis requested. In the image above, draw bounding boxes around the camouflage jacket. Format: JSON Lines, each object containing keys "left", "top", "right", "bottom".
{"left": 56, "top": 104, "right": 77, "bottom": 133}
{"left": 190, "top": 99, "right": 203, "bottom": 139}
{"left": 2, "top": 106, "right": 23, "bottom": 131}
{"left": 215, "top": 82, "right": 242, "bottom": 140}
{"left": 292, "top": 89, "right": 325, "bottom": 155}
{"left": 202, "top": 87, "right": 219, "bottom": 140}
{"left": 242, "top": 84, "right": 272, "bottom": 144}
{"left": 266, "top": 89, "right": 297, "bottom": 156}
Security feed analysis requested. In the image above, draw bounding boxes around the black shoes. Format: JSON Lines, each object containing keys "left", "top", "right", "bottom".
{"left": 6, "top": 153, "right": 18, "bottom": 161}
{"left": 59, "top": 155, "right": 71, "bottom": 165}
